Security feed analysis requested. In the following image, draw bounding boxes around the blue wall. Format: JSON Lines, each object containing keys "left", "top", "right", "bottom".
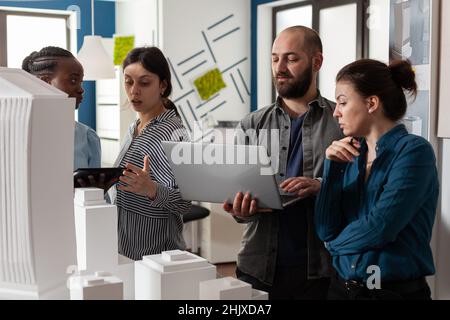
{"left": 251, "top": 0, "right": 276, "bottom": 111}
{"left": 0, "top": 0, "right": 116, "bottom": 130}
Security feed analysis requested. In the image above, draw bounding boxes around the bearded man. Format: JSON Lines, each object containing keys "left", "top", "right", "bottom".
{"left": 223, "top": 26, "right": 343, "bottom": 300}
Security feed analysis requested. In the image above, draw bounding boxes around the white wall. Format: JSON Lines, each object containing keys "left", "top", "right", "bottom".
{"left": 159, "top": 0, "right": 251, "bottom": 127}
{"left": 436, "top": 141, "right": 450, "bottom": 299}
{"left": 116, "top": 0, "right": 251, "bottom": 129}
{"left": 161, "top": 0, "right": 250, "bottom": 125}
{"left": 116, "top": 0, "right": 158, "bottom": 47}
{"left": 438, "top": 0, "right": 450, "bottom": 138}
{"left": 435, "top": 0, "right": 450, "bottom": 300}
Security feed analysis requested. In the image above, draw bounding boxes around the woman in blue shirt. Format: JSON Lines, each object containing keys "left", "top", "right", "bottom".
{"left": 315, "top": 59, "right": 439, "bottom": 300}
{"left": 22, "top": 46, "right": 101, "bottom": 170}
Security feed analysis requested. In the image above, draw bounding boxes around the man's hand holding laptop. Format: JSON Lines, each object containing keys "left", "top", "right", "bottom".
{"left": 223, "top": 177, "right": 321, "bottom": 218}
{"left": 223, "top": 192, "right": 273, "bottom": 218}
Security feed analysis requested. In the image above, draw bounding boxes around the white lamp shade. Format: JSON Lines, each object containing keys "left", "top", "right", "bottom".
{"left": 77, "top": 35, "right": 115, "bottom": 80}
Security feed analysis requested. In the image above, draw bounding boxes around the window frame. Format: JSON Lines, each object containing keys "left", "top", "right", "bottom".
{"left": 270, "top": 0, "right": 370, "bottom": 100}
{"left": 272, "top": 0, "right": 314, "bottom": 41}
{"left": 272, "top": 0, "right": 369, "bottom": 57}
{"left": 0, "top": 7, "right": 73, "bottom": 66}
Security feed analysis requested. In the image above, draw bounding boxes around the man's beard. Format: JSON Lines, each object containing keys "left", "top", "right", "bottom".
{"left": 273, "top": 63, "right": 313, "bottom": 99}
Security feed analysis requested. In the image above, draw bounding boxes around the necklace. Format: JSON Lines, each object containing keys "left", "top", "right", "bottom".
{"left": 366, "top": 159, "right": 375, "bottom": 170}
{"left": 138, "top": 123, "right": 147, "bottom": 133}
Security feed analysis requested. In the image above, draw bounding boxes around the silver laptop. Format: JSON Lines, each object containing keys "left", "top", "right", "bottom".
{"left": 161, "top": 142, "right": 302, "bottom": 210}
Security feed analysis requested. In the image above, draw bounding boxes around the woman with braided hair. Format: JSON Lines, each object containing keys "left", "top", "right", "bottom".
{"left": 22, "top": 46, "right": 101, "bottom": 170}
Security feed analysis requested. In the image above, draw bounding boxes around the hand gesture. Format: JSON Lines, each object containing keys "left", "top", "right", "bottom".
{"left": 326, "top": 137, "right": 361, "bottom": 163}
{"left": 118, "top": 155, "right": 157, "bottom": 199}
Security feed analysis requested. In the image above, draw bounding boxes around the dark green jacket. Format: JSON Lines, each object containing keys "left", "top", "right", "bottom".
{"left": 234, "top": 93, "right": 343, "bottom": 285}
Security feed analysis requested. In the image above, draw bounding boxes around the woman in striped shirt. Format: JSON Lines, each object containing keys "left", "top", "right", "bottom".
{"left": 111, "top": 47, "right": 191, "bottom": 260}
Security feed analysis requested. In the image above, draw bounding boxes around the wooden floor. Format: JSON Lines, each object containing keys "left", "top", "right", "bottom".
{"left": 186, "top": 248, "right": 237, "bottom": 278}
{"left": 215, "top": 262, "right": 237, "bottom": 278}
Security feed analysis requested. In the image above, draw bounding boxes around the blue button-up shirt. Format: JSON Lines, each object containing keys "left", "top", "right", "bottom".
{"left": 277, "top": 114, "right": 308, "bottom": 267}
{"left": 315, "top": 124, "right": 438, "bottom": 282}
{"left": 74, "top": 121, "right": 101, "bottom": 170}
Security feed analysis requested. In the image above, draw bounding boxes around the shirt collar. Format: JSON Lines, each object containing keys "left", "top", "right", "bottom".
{"left": 133, "top": 108, "right": 177, "bottom": 130}
{"left": 275, "top": 90, "right": 326, "bottom": 114}
{"left": 375, "top": 123, "right": 409, "bottom": 153}
{"left": 311, "top": 90, "right": 328, "bottom": 109}
{"left": 152, "top": 108, "right": 177, "bottom": 123}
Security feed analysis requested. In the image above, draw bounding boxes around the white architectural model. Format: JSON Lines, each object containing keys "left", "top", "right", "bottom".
{"left": 69, "top": 271, "right": 123, "bottom": 300}
{"left": 199, "top": 277, "right": 251, "bottom": 300}
{"left": 135, "top": 250, "right": 216, "bottom": 300}
{"left": 114, "top": 255, "right": 135, "bottom": 300}
{"left": 251, "top": 289, "right": 269, "bottom": 300}
{"left": 74, "top": 188, "right": 118, "bottom": 272}
{"left": 0, "top": 68, "right": 77, "bottom": 299}
{"left": 73, "top": 188, "right": 134, "bottom": 300}
{"left": 199, "top": 277, "right": 269, "bottom": 300}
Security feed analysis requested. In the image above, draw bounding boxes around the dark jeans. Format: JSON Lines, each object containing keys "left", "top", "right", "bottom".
{"left": 236, "top": 266, "right": 330, "bottom": 300}
{"left": 327, "top": 276, "right": 432, "bottom": 300}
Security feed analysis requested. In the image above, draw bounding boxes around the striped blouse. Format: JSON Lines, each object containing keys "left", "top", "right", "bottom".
{"left": 113, "top": 108, "right": 191, "bottom": 260}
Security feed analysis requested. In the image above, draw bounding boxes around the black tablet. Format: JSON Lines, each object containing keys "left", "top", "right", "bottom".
{"left": 74, "top": 167, "right": 124, "bottom": 192}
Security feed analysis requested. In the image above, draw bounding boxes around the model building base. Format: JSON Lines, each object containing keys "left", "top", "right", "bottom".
{"left": 135, "top": 250, "right": 216, "bottom": 300}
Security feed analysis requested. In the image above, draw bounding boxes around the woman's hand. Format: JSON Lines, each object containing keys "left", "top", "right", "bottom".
{"left": 118, "top": 155, "right": 157, "bottom": 199}
{"left": 326, "top": 137, "right": 361, "bottom": 163}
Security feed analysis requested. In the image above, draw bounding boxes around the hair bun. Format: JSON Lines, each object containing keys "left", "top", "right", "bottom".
{"left": 388, "top": 60, "right": 417, "bottom": 97}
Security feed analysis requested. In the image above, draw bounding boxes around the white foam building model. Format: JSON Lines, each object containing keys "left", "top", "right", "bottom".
{"left": 68, "top": 271, "right": 123, "bottom": 300}
{"left": 73, "top": 188, "right": 266, "bottom": 301}
{"left": 199, "top": 277, "right": 269, "bottom": 300}
{"left": 135, "top": 250, "right": 216, "bottom": 300}
{"left": 249, "top": 289, "right": 269, "bottom": 300}
{"left": 0, "top": 68, "right": 76, "bottom": 299}
{"left": 74, "top": 188, "right": 118, "bottom": 272}
{"left": 115, "top": 255, "right": 135, "bottom": 300}
{"left": 74, "top": 188, "right": 134, "bottom": 299}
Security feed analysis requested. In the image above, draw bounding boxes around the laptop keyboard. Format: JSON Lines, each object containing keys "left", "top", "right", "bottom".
{"left": 280, "top": 194, "right": 299, "bottom": 205}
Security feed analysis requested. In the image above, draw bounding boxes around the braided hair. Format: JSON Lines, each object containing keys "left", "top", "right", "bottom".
{"left": 22, "top": 46, "right": 74, "bottom": 77}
